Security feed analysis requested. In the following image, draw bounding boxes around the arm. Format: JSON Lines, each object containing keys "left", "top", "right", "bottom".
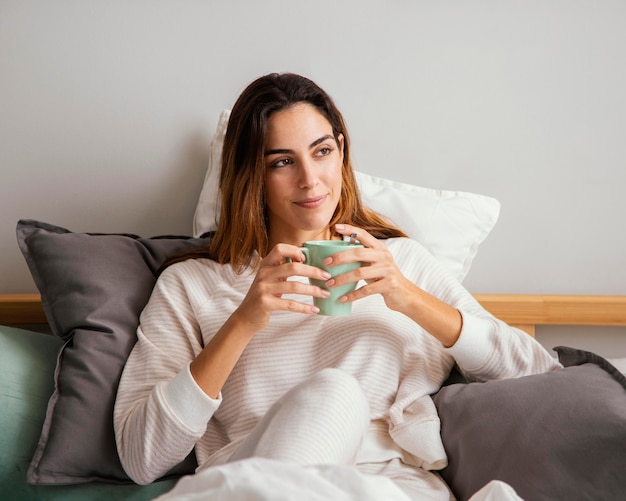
{"left": 329, "top": 224, "right": 561, "bottom": 379}
{"left": 188, "top": 243, "right": 331, "bottom": 397}
{"left": 115, "top": 246, "right": 331, "bottom": 483}
{"left": 114, "top": 263, "right": 219, "bottom": 484}
{"left": 339, "top": 233, "right": 561, "bottom": 468}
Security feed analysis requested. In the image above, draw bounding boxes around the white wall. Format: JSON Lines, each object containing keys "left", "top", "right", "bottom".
{"left": 1, "top": 1, "right": 625, "bottom": 353}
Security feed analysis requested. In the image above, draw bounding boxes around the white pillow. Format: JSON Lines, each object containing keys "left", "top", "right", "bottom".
{"left": 193, "top": 109, "right": 231, "bottom": 240}
{"left": 193, "top": 110, "right": 500, "bottom": 282}
{"left": 353, "top": 172, "right": 500, "bottom": 282}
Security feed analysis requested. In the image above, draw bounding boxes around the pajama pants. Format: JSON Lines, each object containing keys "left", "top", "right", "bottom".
{"left": 158, "top": 369, "right": 522, "bottom": 501}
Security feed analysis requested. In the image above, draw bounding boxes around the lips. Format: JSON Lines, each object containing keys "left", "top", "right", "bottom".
{"left": 294, "top": 195, "right": 328, "bottom": 209}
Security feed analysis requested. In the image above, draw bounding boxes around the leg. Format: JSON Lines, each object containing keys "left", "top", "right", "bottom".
{"left": 231, "top": 368, "right": 370, "bottom": 465}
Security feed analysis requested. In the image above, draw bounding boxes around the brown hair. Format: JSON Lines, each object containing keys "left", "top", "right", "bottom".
{"left": 167, "top": 73, "right": 407, "bottom": 272}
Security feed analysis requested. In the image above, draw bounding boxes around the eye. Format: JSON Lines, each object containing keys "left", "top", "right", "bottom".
{"left": 315, "top": 146, "right": 333, "bottom": 157}
{"left": 270, "top": 157, "right": 293, "bottom": 168}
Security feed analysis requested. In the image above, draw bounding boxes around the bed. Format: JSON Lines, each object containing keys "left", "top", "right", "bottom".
{"left": 2, "top": 111, "right": 625, "bottom": 500}
{"left": 2, "top": 291, "right": 625, "bottom": 501}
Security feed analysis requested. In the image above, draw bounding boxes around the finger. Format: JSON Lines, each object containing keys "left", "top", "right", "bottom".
{"left": 256, "top": 293, "right": 322, "bottom": 315}
{"left": 269, "top": 281, "right": 331, "bottom": 315}
{"left": 326, "top": 262, "right": 388, "bottom": 289}
{"left": 338, "top": 280, "right": 383, "bottom": 303}
{"left": 277, "top": 298, "right": 321, "bottom": 315}
{"left": 286, "top": 261, "right": 332, "bottom": 281}
{"left": 262, "top": 243, "right": 306, "bottom": 267}
{"left": 269, "top": 280, "right": 331, "bottom": 299}
{"left": 266, "top": 261, "right": 331, "bottom": 281}
{"left": 255, "top": 262, "right": 331, "bottom": 286}
{"left": 334, "top": 224, "right": 385, "bottom": 249}
{"left": 323, "top": 247, "right": 386, "bottom": 268}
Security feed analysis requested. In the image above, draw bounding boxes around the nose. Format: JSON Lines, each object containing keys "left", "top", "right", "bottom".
{"left": 298, "top": 159, "right": 319, "bottom": 189}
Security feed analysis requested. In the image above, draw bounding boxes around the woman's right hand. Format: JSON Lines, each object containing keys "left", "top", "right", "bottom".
{"left": 191, "top": 244, "right": 330, "bottom": 398}
{"left": 231, "top": 243, "right": 332, "bottom": 334}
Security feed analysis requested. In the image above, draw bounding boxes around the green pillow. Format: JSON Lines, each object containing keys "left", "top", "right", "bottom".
{"left": 0, "top": 325, "right": 177, "bottom": 500}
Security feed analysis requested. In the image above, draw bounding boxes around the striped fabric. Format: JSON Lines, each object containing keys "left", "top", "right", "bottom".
{"left": 114, "top": 238, "right": 560, "bottom": 486}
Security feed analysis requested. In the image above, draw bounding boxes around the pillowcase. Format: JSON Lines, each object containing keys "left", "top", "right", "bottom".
{"left": 192, "top": 110, "right": 500, "bottom": 282}
{"left": 17, "top": 219, "right": 208, "bottom": 484}
{"left": 354, "top": 172, "right": 500, "bottom": 282}
{"left": 433, "top": 346, "right": 626, "bottom": 501}
{"left": 0, "top": 326, "right": 177, "bottom": 498}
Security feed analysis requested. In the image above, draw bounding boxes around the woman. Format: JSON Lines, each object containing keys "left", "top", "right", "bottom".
{"left": 114, "top": 73, "right": 560, "bottom": 499}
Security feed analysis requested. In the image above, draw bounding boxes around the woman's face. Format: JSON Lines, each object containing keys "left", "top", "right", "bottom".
{"left": 264, "top": 102, "right": 344, "bottom": 247}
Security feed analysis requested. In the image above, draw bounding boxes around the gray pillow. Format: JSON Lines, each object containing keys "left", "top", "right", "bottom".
{"left": 434, "top": 346, "right": 626, "bottom": 501}
{"left": 17, "top": 219, "right": 208, "bottom": 484}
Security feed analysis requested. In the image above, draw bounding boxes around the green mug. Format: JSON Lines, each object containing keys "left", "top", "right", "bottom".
{"left": 301, "top": 240, "right": 364, "bottom": 316}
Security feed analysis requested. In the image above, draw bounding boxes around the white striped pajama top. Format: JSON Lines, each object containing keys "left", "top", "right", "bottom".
{"left": 114, "top": 237, "right": 561, "bottom": 485}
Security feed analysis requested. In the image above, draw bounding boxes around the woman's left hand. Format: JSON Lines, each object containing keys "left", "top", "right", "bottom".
{"left": 329, "top": 224, "right": 463, "bottom": 346}
{"left": 327, "top": 224, "right": 418, "bottom": 315}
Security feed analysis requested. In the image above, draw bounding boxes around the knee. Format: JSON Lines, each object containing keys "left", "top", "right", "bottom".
{"left": 305, "top": 368, "right": 370, "bottom": 417}
{"left": 311, "top": 367, "right": 361, "bottom": 393}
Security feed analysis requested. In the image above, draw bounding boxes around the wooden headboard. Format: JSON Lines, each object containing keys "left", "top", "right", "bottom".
{"left": 1, "top": 293, "right": 625, "bottom": 336}
{"left": 473, "top": 294, "right": 626, "bottom": 336}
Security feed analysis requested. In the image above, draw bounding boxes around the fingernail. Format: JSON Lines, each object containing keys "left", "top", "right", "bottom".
{"left": 339, "top": 296, "right": 348, "bottom": 303}
{"left": 335, "top": 224, "right": 345, "bottom": 230}
{"left": 326, "top": 279, "right": 335, "bottom": 287}
{"left": 323, "top": 257, "right": 332, "bottom": 265}
{"left": 321, "top": 271, "right": 331, "bottom": 279}
{"left": 321, "top": 289, "right": 331, "bottom": 297}
{"left": 312, "top": 306, "right": 320, "bottom": 313}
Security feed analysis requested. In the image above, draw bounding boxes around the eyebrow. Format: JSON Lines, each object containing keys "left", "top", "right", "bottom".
{"left": 264, "top": 134, "right": 335, "bottom": 156}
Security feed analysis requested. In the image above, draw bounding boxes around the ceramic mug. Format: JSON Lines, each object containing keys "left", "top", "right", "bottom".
{"left": 301, "top": 240, "right": 364, "bottom": 316}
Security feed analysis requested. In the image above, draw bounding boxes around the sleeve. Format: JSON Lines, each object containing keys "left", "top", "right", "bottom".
{"left": 386, "top": 238, "right": 562, "bottom": 469}
{"left": 114, "top": 263, "right": 221, "bottom": 485}
{"left": 396, "top": 238, "right": 563, "bottom": 380}
{"left": 445, "top": 309, "right": 563, "bottom": 381}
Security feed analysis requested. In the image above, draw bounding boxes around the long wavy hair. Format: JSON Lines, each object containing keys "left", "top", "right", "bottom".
{"left": 167, "top": 73, "right": 407, "bottom": 272}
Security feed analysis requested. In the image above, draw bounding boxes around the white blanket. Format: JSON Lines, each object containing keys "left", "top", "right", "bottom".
{"left": 154, "top": 458, "right": 523, "bottom": 501}
{"left": 155, "top": 458, "right": 410, "bottom": 501}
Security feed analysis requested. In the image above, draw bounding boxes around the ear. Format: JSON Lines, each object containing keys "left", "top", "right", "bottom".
{"left": 337, "top": 133, "right": 345, "bottom": 161}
